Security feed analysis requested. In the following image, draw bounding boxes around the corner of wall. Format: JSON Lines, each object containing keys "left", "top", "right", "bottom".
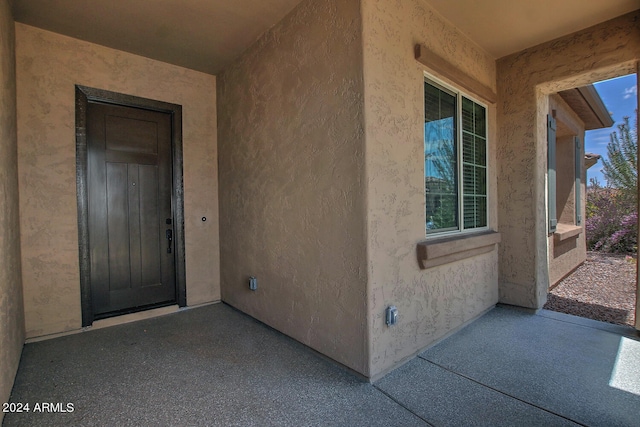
{"left": 0, "top": 0, "right": 26, "bottom": 415}
{"left": 217, "top": 0, "right": 369, "bottom": 376}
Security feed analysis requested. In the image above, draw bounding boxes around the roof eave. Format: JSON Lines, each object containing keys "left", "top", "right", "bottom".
{"left": 577, "top": 85, "right": 615, "bottom": 129}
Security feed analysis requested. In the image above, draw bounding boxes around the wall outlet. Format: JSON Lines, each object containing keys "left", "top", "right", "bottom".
{"left": 249, "top": 276, "right": 257, "bottom": 291}
{"left": 386, "top": 306, "right": 398, "bottom": 326}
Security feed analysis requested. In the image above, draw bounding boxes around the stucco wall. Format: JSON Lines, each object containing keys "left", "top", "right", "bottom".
{"left": 0, "top": 0, "right": 25, "bottom": 416}
{"left": 217, "top": 0, "right": 368, "bottom": 374}
{"left": 547, "top": 94, "right": 587, "bottom": 286}
{"left": 16, "top": 24, "right": 220, "bottom": 338}
{"left": 362, "top": 0, "right": 499, "bottom": 378}
{"left": 497, "top": 11, "right": 640, "bottom": 308}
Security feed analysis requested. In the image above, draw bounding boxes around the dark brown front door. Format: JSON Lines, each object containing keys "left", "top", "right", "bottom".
{"left": 87, "top": 101, "right": 176, "bottom": 318}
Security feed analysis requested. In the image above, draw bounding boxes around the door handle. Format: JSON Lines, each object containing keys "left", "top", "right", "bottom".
{"left": 166, "top": 229, "right": 173, "bottom": 253}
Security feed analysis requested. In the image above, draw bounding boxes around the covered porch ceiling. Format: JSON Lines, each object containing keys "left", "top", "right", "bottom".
{"left": 11, "top": 0, "right": 640, "bottom": 75}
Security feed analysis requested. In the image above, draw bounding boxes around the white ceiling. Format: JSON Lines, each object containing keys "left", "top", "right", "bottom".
{"left": 12, "top": 0, "right": 640, "bottom": 75}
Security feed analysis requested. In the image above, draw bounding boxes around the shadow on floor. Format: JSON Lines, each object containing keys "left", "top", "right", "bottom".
{"left": 544, "top": 294, "right": 632, "bottom": 325}
{"left": 4, "top": 303, "right": 640, "bottom": 426}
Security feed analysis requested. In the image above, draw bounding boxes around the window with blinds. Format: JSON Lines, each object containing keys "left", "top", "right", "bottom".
{"left": 424, "top": 78, "right": 488, "bottom": 236}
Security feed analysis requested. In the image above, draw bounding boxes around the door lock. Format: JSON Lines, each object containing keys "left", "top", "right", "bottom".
{"left": 166, "top": 229, "right": 173, "bottom": 253}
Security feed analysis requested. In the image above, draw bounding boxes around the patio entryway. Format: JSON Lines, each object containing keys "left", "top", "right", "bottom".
{"left": 4, "top": 304, "right": 640, "bottom": 426}
{"left": 545, "top": 251, "right": 637, "bottom": 327}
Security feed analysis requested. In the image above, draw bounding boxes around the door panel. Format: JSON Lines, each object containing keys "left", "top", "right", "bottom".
{"left": 87, "top": 101, "right": 175, "bottom": 318}
{"left": 139, "top": 164, "right": 162, "bottom": 287}
{"left": 127, "top": 164, "right": 142, "bottom": 290}
{"left": 106, "top": 162, "right": 130, "bottom": 291}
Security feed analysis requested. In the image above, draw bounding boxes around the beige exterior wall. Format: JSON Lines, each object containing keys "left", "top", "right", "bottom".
{"left": 497, "top": 11, "right": 640, "bottom": 308}
{"left": 547, "top": 94, "right": 587, "bottom": 286}
{"left": 217, "top": 0, "right": 368, "bottom": 374}
{"left": 0, "top": 0, "right": 25, "bottom": 416}
{"left": 362, "top": 0, "right": 499, "bottom": 378}
{"left": 16, "top": 24, "right": 220, "bottom": 338}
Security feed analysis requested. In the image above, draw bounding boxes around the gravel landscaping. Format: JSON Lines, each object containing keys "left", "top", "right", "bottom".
{"left": 544, "top": 251, "right": 637, "bottom": 327}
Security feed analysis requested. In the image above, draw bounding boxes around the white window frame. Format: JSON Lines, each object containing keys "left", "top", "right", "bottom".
{"left": 424, "top": 74, "right": 490, "bottom": 238}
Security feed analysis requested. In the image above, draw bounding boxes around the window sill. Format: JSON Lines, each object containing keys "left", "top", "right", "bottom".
{"left": 554, "top": 223, "right": 582, "bottom": 243}
{"left": 417, "top": 230, "right": 501, "bottom": 270}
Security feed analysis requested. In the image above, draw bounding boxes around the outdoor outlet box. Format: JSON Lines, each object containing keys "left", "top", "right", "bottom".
{"left": 249, "top": 276, "right": 257, "bottom": 291}
{"left": 386, "top": 306, "right": 398, "bottom": 326}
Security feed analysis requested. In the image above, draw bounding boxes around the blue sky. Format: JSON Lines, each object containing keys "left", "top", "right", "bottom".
{"left": 585, "top": 74, "right": 637, "bottom": 185}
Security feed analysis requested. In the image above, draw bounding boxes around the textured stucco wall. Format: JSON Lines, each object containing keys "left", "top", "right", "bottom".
{"left": 547, "top": 94, "right": 587, "bottom": 286}
{"left": 16, "top": 24, "right": 220, "bottom": 338}
{"left": 0, "top": 0, "right": 25, "bottom": 416}
{"left": 217, "top": 0, "right": 368, "bottom": 374}
{"left": 497, "top": 11, "right": 639, "bottom": 308}
{"left": 362, "top": 0, "right": 499, "bottom": 378}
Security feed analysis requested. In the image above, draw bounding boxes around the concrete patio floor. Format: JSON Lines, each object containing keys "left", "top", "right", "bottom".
{"left": 3, "top": 303, "right": 640, "bottom": 426}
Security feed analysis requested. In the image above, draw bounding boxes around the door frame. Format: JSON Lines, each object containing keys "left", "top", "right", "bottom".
{"left": 75, "top": 85, "right": 186, "bottom": 327}
{"left": 635, "top": 64, "right": 639, "bottom": 331}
